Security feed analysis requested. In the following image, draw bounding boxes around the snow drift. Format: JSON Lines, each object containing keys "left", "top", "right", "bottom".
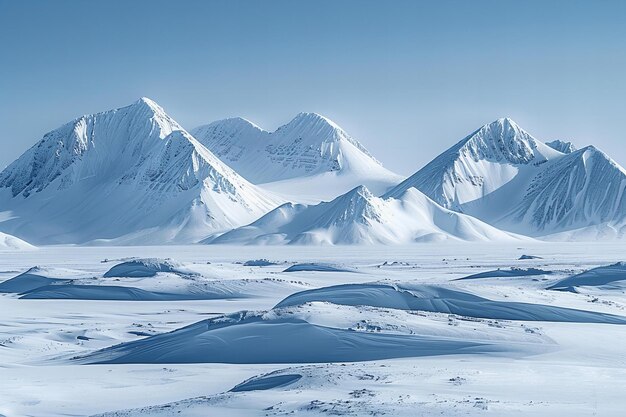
{"left": 275, "top": 283, "right": 626, "bottom": 324}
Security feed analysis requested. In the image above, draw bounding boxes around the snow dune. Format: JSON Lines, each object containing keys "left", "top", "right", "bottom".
{"left": 275, "top": 283, "right": 626, "bottom": 324}
{"left": 0, "top": 267, "right": 68, "bottom": 293}
{"left": 547, "top": 262, "right": 626, "bottom": 292}
{"left": 455, "top": 267, "right": 552, "bottom": 280}
{"left": 103, "top": 259, "right": 180, "bottom": 278}
{"left": 81, "top": 312, "right": 501, "bottom": 364}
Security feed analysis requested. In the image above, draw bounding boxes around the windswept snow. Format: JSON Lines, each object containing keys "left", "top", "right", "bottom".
{"left": 82, "top": 310, "right": 502, "bottom": 365}
{"left": 274, "top": 283, "right": 626, "bottom": 324}
{"left": 456, "top": 267, "right": 552, "bottom": 280}
{"left": 103, "top": 259, "right": 180, "bottom": 278}
{"left": 212, "top": 186, "right": 525, "bottom": 245}
{"left": 2, "top": 244, "right": 626, "bottom": 416}
{"left": 548, "top": 262, "right": 626, "bottom": 292}
{"left": 0, "top": 267, "right": 69, "bottom": 293}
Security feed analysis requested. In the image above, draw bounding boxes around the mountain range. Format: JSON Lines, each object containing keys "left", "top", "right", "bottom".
{"left": 1, "top": 99, "right": 624, "bottom": 246}
{"left": 386, "top": 118, "right": 626, "bottom": 239}
{"left": 191, "top": 112, "right": 403, "bottom": 202}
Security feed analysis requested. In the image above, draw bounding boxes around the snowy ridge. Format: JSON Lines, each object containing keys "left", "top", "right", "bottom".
{"left": 0, "top": 98, "right": 180, "bottom": 197}
{"left": 211, "top": 185, "right": 525, "bottom": 245}
{"left": 386, "top": 118, "right": 626, "bottom": 238}
{"left": 0, "top": 98, "right": 281, "bottom": 244}
{"left": 386, "top": 118, "right": 561, "bottom": 209}
{"left": 546, "top": 140, "right": 576, "bottom": 154}
{"left": 508, "top": 146, "right": 626, "bottom": 237}
{"left": 192, "top": 112, "right": 403, "bottom": 200}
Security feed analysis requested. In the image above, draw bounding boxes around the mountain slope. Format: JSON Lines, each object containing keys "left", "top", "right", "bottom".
{"left": 0, "top": 98, "right": 281, "bottom": 244}
{"left": 210, "top": 185, "right": 525, "bottom": 245}
{"left": 192, "top": 113, "right": 403, "bottom": 202}
{"left": 386, "top": 118, "right": 562, "bottom": 209}
{"left": 0, "top": 231, "right": 34, "bottom": 250}
{"left": 386, "top": 118, "right": 626, "bottom": 238}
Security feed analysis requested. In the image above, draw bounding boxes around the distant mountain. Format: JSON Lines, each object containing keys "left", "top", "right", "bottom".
{"left": 0, "top": 231, "right": 34, "bottom": 250}
{"left": 0, "top": 98, "right": 281, "bottom": 244}
{"left": 192, "top": 113, "right": 403, "bottom": 202}
{"left": 211, "top": 185, "right": 525, "bottom": 245}
{"left": 386, "top": 118, "right": 626, "bottom": 238}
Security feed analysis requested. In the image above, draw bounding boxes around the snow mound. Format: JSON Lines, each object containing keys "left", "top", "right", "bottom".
{"left": 0, "top": 267, "right": 68, "bottom": 293}
{"left": 283, "top": 263, "right": 353, "bottom": 273}
{"left": 20, "top": 284, "right": 171, "bottom": 301}
{"left": 456, "top": 267, "right": 552, "bottom": 280}
{"left": 275, "top": 283, "right": 626, "bottom": 324}
{"left": 0, "top": 98, "right": 281, "bottom": 244}
{"left": 230, "top": 373, "right": 302, "bottom": 392}
{"left": 81, "top": 311, "right": 499, "bottom": 364}
{"left": 0, "top": 231, "right": 34, "bottom": 250}
{"left": 547, "top": 262, "right": 626, "bottom": 292}
{"left": 211, "top": 186, "right": 526, "bottom": 245}
{"left": 519, "top": 254, "right": 543, "bottom": 260}
{"left": 103, "top": 259, "right": 180, "bottom": 278}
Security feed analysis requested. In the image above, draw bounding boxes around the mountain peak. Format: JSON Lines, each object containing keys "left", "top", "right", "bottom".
{"left": 343, "top": 185, "right": 374, "bottom": 199}
{"left": 280, "top": 112, "right": 344, "bottom": 138}
{"left": 130, "top": 97, "right": 167, "bottom": 114}
{"left": 204, "top": 116, "right": 266, "bottom": 133}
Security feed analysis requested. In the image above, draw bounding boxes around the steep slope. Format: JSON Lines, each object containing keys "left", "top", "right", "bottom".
{"left": 192, "top": 113, "right": 403, "bottom": 202}
{"left": 0, "top": 98, "right": 280, "bottom": 244}
{"left": 386, "top": 118, "right": 562, "bottom": 209}
{"left": 386, "top": 118, "right": 626, "bottom": 238}
{"left": 505, "top": 146, "right": 626, "bottom": 237}
{"left": 211, "top": 185, "right": 525, "bottom": 245}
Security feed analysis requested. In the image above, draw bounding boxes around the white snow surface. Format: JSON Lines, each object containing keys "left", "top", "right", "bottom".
{"left": 212, "top": 185, "right": 525, "bottom": 245}
{"left": 2, "top": 243, "right": 626, "bottom": 416}
{"left": 0, "top": 98, "right": 282, "bottom": 244}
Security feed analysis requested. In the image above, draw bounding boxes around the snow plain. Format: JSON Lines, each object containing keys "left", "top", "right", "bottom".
{"left": 1, "top": 242, "right": 626, "bottom": 416}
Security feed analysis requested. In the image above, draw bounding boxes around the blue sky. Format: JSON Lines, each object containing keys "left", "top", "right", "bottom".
{"left": 1, "top": 0, "right": 625, "bottom": 174}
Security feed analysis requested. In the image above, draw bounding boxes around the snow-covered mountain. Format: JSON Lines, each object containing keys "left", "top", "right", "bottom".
{"left": 386, "top": 118, "right": 626, "bottom": 238}
{"left": 192, "top": 113, "right": 403, "bottom": 202}
{"left": 0, "top": 98, "right": 281, "bottom": 244}
{"left": 211, "top": 185, "right": 525, "bottom": 245}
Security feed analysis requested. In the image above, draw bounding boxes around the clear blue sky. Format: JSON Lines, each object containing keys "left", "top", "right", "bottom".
{"left": 1, "top": 0, "right": 625, "bottom": 175}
